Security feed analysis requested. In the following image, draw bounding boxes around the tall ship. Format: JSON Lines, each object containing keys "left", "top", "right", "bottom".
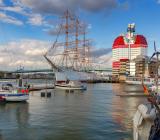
{"left": 44, "top": 10, "right": 93, "bottom": 90}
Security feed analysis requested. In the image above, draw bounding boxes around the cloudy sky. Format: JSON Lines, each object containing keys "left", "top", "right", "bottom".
{"left": 0, "top": 0, "right": 160, "bottom": 70}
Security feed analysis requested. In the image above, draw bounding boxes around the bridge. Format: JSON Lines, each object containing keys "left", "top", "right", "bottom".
{"left": 2, "top": 68, "right": 112, "bottom": 74}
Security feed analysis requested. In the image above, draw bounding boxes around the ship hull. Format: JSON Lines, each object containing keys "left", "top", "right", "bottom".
{"left": 0, "top": 92, "right": 29, "bottom": 102}
{"left": 126, "top": 77, "right": 154, "bottom": 85}
{"left": 126, "top": 80, "right": 153, "bottom": 85}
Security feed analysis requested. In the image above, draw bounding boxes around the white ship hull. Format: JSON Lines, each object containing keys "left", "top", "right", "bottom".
{"left": 5, "top": 94, "right": 29, "bottom": 102}
{"left": 0, "top": 93, "right": 29, "bottom": 102}
{"left": 0, "top": 88, "right": 29, "bottom": 102}
{"left": 126, "top": 77, "right": 154, "bottom": 85}
{"left": 126, "top": 80, "right": 153, "bottom": 85}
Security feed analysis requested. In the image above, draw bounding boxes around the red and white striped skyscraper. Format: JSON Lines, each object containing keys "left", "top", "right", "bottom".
{"left": 112, "top": 24, "right": 148, "bottom": 75}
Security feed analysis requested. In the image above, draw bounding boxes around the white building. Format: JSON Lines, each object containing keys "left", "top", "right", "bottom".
{"left": 112, "top": 24, "right": 148, "bottom": 76}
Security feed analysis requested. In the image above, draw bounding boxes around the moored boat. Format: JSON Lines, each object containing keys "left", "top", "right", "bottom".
{"left": 0, "top": 89, "right": 29, "bottom": 102}
{"left": 126, "top": 76, "right": 154, "bottom": 85}
{"left": 0, "top": 78, "right": 29, "bottom": 102}
{"left": 55, "top": 80, "right": 86, "bottom": 90}
{"left": 54, "top": 71, "right": 87, "bottom": 90}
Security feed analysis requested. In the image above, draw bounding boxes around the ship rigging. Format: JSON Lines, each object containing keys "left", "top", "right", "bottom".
{"left": 44, "top": 10, "right": 92, "bottom": 72}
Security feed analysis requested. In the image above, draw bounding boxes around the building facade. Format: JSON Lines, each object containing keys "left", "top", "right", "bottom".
{"left": 148, "top": 59, "right": 158, "bottom": 78}
{"left": 112, "top": 23, "right": 148, "bottom": 77}
{"left": 134, "top": 55, "right": 148, "bottom": 77}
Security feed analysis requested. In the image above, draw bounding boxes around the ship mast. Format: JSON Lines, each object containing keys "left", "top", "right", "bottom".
{"left": 82, "top": 28, "right": 86, "bottom": 70}
{"left": 63, "top": 10, "right": 70, "bottom": 68}
{"left": 73, "top": 19, "right": 79, "bottom": 70}
{"left": 44, "top": 10, "right": 93, "bottom": 72}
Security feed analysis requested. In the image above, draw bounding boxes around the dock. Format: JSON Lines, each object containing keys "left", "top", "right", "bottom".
{"left": 116, "top": 94, "right": 151, "bottom": 97}
{"left": 81, "top": 79, "right": 119, "bottom": 83}
{"left": 29, "top": 84, "right": 54, "bottom": 91}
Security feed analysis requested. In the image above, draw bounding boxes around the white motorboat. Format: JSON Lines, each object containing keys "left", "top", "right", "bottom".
{"left": 126, "top": 77, "right": 154, "bottom": 85}
{"left": 55, "top": 80, "right": 87, "bottom": 90}
{"left": 0, "top": 89, "right": 29, "bottom": 102}
{"left": 0, "top": 78, "right": 29, "bottom": 102}
{"left": 54, "top": 71, "right": 87, "bottom": 90}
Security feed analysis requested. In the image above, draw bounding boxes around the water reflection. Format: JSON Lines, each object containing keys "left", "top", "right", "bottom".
{"left": 111, "top": 84, "right": 146, "bottom": 131}
{"left": 28, "top": 88, "right": 93, "bottom": 140}
{"left": 0, "top": 83, "right": 147, "bottom": 140}
{"left": 0, "top": 102, "right": 29, "bottom": 139}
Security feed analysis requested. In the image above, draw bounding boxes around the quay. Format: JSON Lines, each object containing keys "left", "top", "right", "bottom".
{"left": 29, "top": 78, "right": 119, "bottom": 92}
{"left": 83, "top": 79, "right": 119, "bottom": 83}
{"left": 29, "top": 84, "right": 55, "bottom": 91}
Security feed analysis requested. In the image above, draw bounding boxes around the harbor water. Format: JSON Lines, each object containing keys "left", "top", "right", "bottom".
{"left": 0, "top": 81, "right": 146, "bottom": 140}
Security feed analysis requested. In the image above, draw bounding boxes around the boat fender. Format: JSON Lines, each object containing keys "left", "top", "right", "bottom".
{"left": 133, "top": 110, "right": 141, "bottom": 140}
{"left": 133, "top": 104, "right": 148, "bottom": 140}
{"left": 138, "top": 105, "right": 156, "bottom": 121}
{"left": 134, "top": 104, "right": 148, "bottom": 127}
{"left": 0, "top": 96, "right": 5, "bottom": 102}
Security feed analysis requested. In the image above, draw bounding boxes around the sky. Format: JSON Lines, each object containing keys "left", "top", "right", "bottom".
{"left": 0, "top": 0, "right": 160, "bottom": 70}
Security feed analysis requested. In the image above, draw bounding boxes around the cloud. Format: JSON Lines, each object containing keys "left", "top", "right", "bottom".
{"left": 0, "top": 5, "right": 24, "bottom": 13}
{"left": 27, "top": 14, "right": 44, "bottom": 26}
{"left": 0, "top": 1, "right": 26, "bottom": 26}
{"left": 0, "top": 39, "right": 51, "bottom": 70}
{"left": 25, "top": 48, "right": 47, "bottom": 56}
{"left": 0, "top": 12, "right": 23, "bottom": 25}
{"left": 0, "top": 0, "right": 3, "bottom": 5}
{"left": 0, "top": 0, "right": 124, "bottom": 27}
{"left": 0, "top": 39, "right": 112, "bottom": 70}
{"left": 91, "top": 48, "right": 112, "bottom": 57}
{"left": 0, "top": 57, "right": 4, "bottom": 63}
{"left": 157, "top": 0, "right": 160, "bottom": 4}
{"left": 91, "top": 48, "right": 112, "bottom": 68}
{"left": 14, "top": 0, "right": 119, "bottom": 15}
{"left": 80, "top": 0, "right": 117, "bottom": 12}
{"left": 0, "top": 1, "right": 47, "bottom": 26}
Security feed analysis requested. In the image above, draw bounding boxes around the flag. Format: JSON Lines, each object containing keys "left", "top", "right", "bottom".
{"left": 142, "top": 84, "right": 149, "bottom": 95}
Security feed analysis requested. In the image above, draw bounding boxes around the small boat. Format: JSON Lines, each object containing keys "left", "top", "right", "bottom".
{"left": 0, "top": 78, "right": 29, "bottom": 102}
{"left": 55, "top": 80, "right": 87, "bottom": 90}
{"left": 126, "top": 77, "right": 154, "bottom": 85}
{"left": 54, "top": 72, "right": 87, "bottom": 90}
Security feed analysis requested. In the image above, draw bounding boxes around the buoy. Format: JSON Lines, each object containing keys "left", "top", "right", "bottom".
{"left": 0, "top": 96, "right": 5, "bottom": 102}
